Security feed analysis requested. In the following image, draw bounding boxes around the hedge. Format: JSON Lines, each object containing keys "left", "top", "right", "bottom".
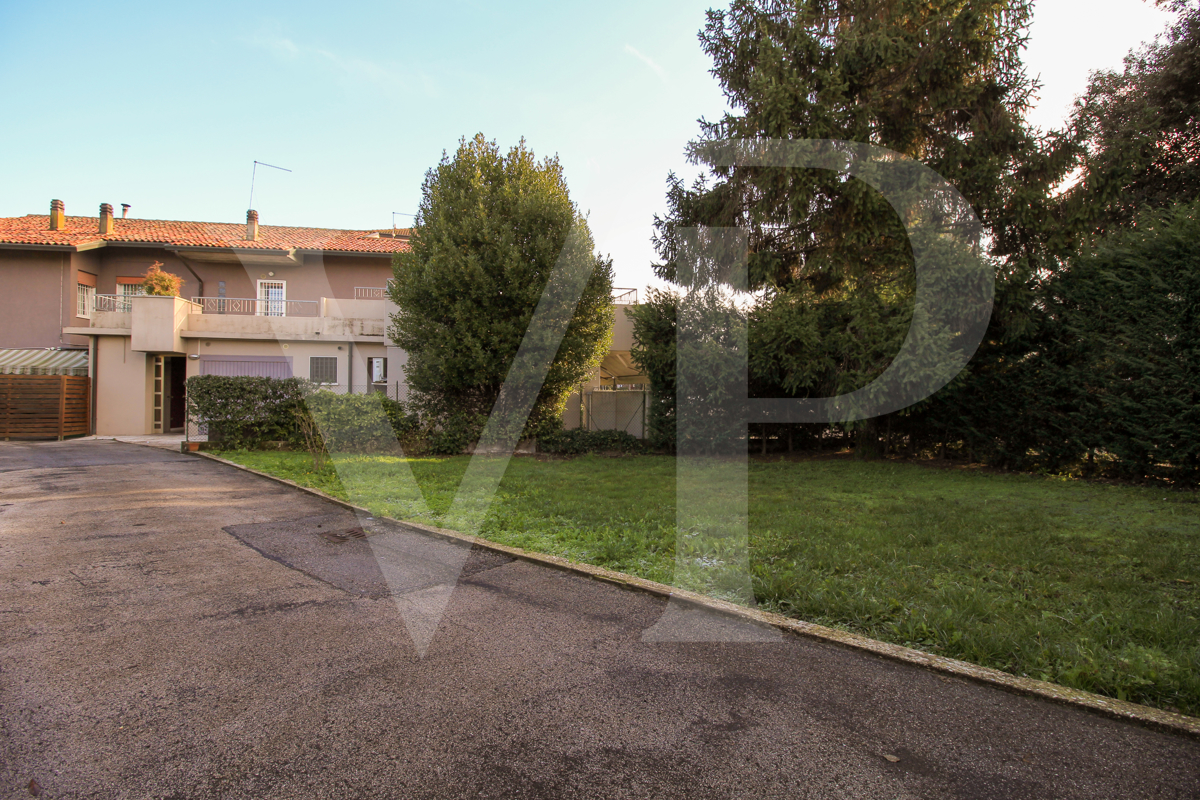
{"left": 537, "top": 428, "right": 646, "bottom": 455}
{"left": 185, "top": 375, "right": 313, "bottom": 449}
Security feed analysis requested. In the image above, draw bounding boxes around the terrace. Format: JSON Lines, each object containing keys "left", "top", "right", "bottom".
{"left": 81, "top": 290, "right": 391, "bottom": 349}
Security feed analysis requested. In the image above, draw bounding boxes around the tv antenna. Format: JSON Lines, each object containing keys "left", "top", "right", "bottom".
{"left": 393, "top": 211, "right": 415, "bottom": 235}
{"left": 248, "top": 160, "right": 292, "bottom": 210}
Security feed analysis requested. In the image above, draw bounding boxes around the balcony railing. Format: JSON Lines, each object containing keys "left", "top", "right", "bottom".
{"left": 354, "top": 286, "right": 389, "bottom": 299}
{"left": 94, "top": 294, "right": 134, "bottom": 313}
{"left": 612, "top": 287, "right": 638, "bottom": 305}
{"left": 190, "top": 297, "right": 319, "bottom": 317}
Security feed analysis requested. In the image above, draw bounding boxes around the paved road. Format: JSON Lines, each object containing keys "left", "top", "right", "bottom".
{"left": 1, "top": 440, "right": 1197, "bottom": 800}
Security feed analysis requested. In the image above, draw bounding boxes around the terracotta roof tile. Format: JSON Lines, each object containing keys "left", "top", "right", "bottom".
{"left": 0, "top": 214, "right": 411, "bottom": 254}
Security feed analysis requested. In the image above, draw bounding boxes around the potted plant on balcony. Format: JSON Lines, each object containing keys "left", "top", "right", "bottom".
{"left": 141, "top": 261, "right": 183, "bottom": 296}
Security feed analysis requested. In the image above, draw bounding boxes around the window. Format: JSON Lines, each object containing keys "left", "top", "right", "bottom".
{"left": 310, "top": 356, "right": 338, "bottom": 384}
{"left": 200, "top": 356, "right": 292, "bottom": 378}
{"left": 117, "top": 281, "right": 145, "bottom": 312}
{"left": 369, "top": 357, "right": 387, "bottom": 383}
{"left": 257, "top": 280, "right": 286, "bottom": 317}
{"left": 76, "top": 283, "right": 95, "bottom": 319}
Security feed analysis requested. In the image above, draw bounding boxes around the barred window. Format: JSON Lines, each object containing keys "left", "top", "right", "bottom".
{"left": 310, "top": 356, "right": 338, "bottom": 384}
{"left": 116, "top": 282, "right": 145, "bottom": 312}
{"left": 76, "top": 284, "right": 95, "bottom": 319}
{"left": 257, "top": 280, "right": 286, "bottom": 317}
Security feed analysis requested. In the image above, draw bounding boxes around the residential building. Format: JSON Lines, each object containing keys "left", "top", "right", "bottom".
{"left": 0, "top": 200, "right": 646, "bottom": 438}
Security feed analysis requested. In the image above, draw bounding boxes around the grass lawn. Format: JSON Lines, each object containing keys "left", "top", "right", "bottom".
{"left": 219, "top": 449, "right": 1200, "bottom": 716}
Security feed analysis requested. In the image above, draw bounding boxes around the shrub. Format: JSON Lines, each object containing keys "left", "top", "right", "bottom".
{"left": 185, "top": 375, "right": 314, "bottom": 449}
{"left": 141, "top": 261, "right": 184, "bottom": 296}
{"left": 293, "top": 406, "right": 328, "bottom": 471}
{"left": 422, "top": 409, "right": 489, "bottom": 455}
{"left": 305, "top": 391, "right": 422, "bottom": 453}
{"left": 538, "top": 428, "right": 646, "bottom": 455}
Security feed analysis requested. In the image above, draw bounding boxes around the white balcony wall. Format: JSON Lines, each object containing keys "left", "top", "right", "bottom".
{"left": 320, "top": 297, "right": 387, "bottom": 319}
{"left": 183, "top": 312, "right": 385, "bottom": 339}
{"left": 131, "top": 295, "right": 196, "bottom": 354}
{"left": 91, "top": 310, "right": 131, "bottom": 330}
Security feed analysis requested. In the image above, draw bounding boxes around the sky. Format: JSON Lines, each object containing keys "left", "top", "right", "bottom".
{"left": 0, "top": 0, "right": 1179, "bottom": 293}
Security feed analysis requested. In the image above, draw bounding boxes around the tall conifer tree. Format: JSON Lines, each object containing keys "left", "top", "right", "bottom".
{"left": 650, "top": 0, "right": 1076, "bottom": 455}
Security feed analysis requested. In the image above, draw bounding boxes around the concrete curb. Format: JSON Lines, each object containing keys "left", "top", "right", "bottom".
{"left": 188, "top": 449, "right": 1200, "bottom": 740}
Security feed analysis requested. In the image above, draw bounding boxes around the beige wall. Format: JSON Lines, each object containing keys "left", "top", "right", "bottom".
{"left": 95, "top": 336, "right": 153, "bottom": 435}
{"left": 92, "top": 310, "right": 132, "bottom": 330}
{"left": 613, "top": 305, "right": 636, "bottom": 351}
{"left": 320, "top": 255, "right": 394, "bottom": 299}
{"left": 320, "top": 298, "right": 386, "bottom": 319}
{"left": 347, "top": 341, "right": 388, "bottom": 390}
{"left": 175, "top": 257, "right": 255, "bottom": 302}
{"left": 183, "top": 312, "right": 385, "bottom": 339}
{"left": 130, "top": 295, "right": 193, "bottom": 353}
{"left": 385, "top": 345, "right": 410, "bottom": 399}
{"left": 89, "top": 247, "right": 193, "bottom": 297}
{"left": 188, "top": 338, "right": 388, "bottom": 390}
{"left": 176, "top": 253, "right": 393, "bottom": 307}
{"left": 0, "top": 245, "right": 193, "bottom": 351}
{"left": 69, "top": 250, "right": 103, "bottom": 348}
{"left": 0, "top": 249, "right": 71, "bottom": 349}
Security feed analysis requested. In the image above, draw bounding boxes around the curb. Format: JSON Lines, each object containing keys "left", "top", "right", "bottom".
{"left": 188, "top": 449, "right": 1200, "bottom": 740}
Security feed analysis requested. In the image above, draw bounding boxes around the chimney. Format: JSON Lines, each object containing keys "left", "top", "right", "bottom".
{"left": 120, "top": 203, "right": 130, "bottom": 218}
{"left": 99, "top": 203, "right": 114, "bottom": 234}
{"left": 246, "top": 209, "right": 259, "bottom": 241}
{"left": 49, "top": 199, "right": 65, "bottom": 231}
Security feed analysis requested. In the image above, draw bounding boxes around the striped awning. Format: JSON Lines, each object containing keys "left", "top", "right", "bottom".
{"left": 0, "top": 348, "right": 89, "bottom": 376}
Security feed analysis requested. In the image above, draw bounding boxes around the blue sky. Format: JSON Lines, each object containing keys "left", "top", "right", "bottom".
{"left": 0, "top": 0, "right": 1177, "bottom": 291}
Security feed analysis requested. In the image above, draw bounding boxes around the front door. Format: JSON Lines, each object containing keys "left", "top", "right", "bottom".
{"left": 168, "top": 356, "right": 187, "bottom": 431}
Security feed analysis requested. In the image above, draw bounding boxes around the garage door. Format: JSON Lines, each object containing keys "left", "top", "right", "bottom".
{"left": 198, "top": 355, "right": 293, "bottom": 378}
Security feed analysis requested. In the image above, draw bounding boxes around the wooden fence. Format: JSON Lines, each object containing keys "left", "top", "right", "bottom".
{"left": 0, "top": 375, "right": 91, "bottom": 440}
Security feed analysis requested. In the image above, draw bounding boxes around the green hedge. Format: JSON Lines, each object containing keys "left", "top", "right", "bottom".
{"left": 186, "top": 375, "right": 655, "bottom": 456}
{"left": 306, "top": 391, "right": 419, "bottom": 452}
{"left": 186, "top": 376, "right": 421, "bottom": 452}
{"left": 185, "top": 375, "right": 313, "bottom": 449}
{"left": 538, "top": 428, "right": 646, "bottom": 455}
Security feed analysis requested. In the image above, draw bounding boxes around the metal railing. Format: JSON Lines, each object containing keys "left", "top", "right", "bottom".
{"left": 190, "top": 297, "right": 319, "bottom": 317}
{"left": 612, "top": 287, "right": 638, "bottom": 305}
{"left": 94, "top": 294, "right": 133, "bottom": 313}
{"left": 354, "top": 286, "right": 389, "bottom": 299}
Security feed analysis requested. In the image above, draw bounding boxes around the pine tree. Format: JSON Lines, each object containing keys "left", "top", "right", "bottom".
{"left": 651, "top": 0, "right": 1077, "bottom": 456}
{"left": 1065, "top": 0, "right": 1200, "bottom": 233}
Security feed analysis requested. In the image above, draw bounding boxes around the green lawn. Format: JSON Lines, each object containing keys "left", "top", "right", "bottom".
{"left": 219, "top": 450, "right": 1200, "bottom": 716}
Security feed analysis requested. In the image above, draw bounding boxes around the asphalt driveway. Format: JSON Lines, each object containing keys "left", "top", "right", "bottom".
{"left": 1, "top": 440, "right": 1197, "bottom": 799}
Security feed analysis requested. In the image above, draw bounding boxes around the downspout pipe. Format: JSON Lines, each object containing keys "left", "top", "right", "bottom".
{"left": 178, "top": 257, "right": 203, "bottom": 300}
{"left": 59, "top": 253, "right": 66, "bottom": 344}
{"left": 89, "top": 335, "right": 98, "bottom": 434}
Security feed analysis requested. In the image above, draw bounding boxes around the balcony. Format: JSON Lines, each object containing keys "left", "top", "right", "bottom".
{"left": 78, "top": 293, "right": 388, "bottom": 348}
{"left": 612, "top": 287, "right": 638, "bottom": 305}
{"left": 94, "top": 294, "right": 136, "bottom": 313}
{"left": 190, "top": 297, "right": 319, "bottom": 317}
